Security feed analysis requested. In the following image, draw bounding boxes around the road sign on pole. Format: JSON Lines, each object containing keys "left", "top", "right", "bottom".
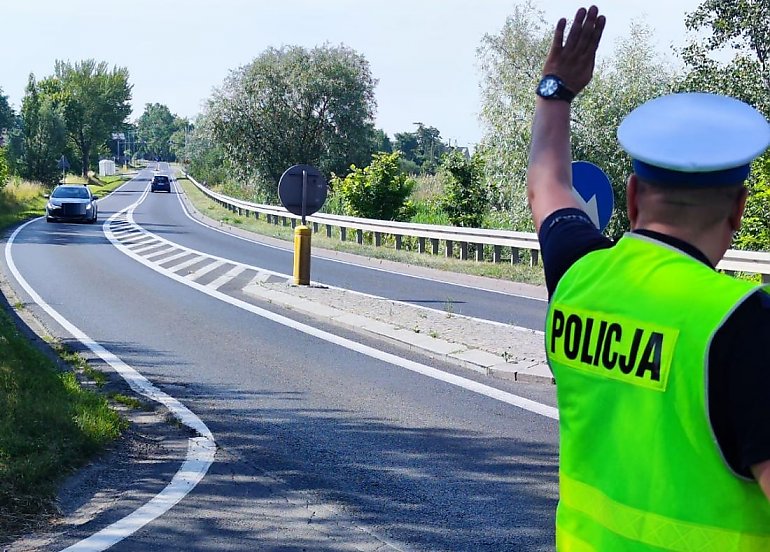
{"left": 278, "top": 164, "right": 328, "bottom": 285}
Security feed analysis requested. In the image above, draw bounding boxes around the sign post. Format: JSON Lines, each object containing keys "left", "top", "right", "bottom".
{"left": 57, "top": 155, "right": 70, "bottom": 183}
{"left": 278, "top": 164, "right": 328, "bottom": 285}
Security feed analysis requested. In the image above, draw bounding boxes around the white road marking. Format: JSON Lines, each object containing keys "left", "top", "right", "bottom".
{"left": 186, "top": 259, "right": 226, "bottom": 281}
{"left": 107, "top": 193, "right": 559, "bottom": 421}
{"left": 207, "top": 265, "right": 247, "bottom": 290}
{"left": 172, "top": 184, "right": 546, "bottom": 334}
{"left": 3, "top": 182, "right": 217, "bottom": 552}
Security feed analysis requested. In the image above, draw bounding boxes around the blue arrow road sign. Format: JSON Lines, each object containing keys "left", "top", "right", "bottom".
{"left": 571, "top": 161, "right": 614, "bottom": 232}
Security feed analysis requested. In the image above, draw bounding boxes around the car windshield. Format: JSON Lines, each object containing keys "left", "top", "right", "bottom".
{"left": 154, "top": 176, "right": 169, "bottom": 183}
{"left": 52, "top": 187, "right": 90, "bottom": 199}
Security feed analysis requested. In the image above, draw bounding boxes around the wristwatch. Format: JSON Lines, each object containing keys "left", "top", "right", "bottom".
{"left": 536, "top": 74, "right": 575, "bottom": 103}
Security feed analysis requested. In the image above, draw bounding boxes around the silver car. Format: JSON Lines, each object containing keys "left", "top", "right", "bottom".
{"left": 45, "top": 184, "right": 98, "bottom": 223}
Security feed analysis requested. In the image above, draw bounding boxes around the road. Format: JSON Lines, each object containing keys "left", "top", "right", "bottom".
{"left": 2, "top": 166, "right": 559, "bottom": 551}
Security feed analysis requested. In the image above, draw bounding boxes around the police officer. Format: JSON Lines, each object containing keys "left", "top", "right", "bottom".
{"left": 527, "top": 5, "right": 770, "bottom": 550}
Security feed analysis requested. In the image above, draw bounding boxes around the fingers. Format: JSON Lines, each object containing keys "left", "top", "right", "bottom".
{"left": 575, "top": 6, "right": 603, "bottom": 55}
{"left": 563, "top": 7, "right": 587, "bottom": 51}
{"left": 551, "top": 17, "right": 567, "bottom": 53}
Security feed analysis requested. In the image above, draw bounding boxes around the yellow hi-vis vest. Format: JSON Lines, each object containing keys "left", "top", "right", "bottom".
{"left": 546, "top": 233, "right": 770, "bottom": 551}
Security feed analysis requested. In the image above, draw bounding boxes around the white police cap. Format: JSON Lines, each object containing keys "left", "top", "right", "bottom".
{"left": 617, "top": 92, "right": 770, "bottom": 186}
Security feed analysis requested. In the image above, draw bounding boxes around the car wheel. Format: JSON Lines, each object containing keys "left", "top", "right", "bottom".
{"left": 46, "top": 217, "right": 53, "bottom": 223}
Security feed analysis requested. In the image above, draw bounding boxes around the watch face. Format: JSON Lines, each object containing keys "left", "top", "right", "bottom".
{"left": 539, "top": 77, "right": 559, "bottom": 96}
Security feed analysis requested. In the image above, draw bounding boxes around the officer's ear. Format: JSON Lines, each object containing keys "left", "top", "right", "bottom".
{"left": 626, "top": 174, "right": 640, "bottom": 229}
{"left": 729, "top": 185, "right": 749, "bottom": 233}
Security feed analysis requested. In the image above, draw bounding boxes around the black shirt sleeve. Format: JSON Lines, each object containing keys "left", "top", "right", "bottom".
{"left": 709, "top": 290, "right": 770, "bottom": 478}
{"left": 538, "top": 208, "right": 613, "bottom": 297}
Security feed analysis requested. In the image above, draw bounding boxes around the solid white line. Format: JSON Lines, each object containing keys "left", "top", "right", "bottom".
{"left": 108, "top": 205, "right": 559, "bottom": 421}
{"left": 3, "top": 184, "right": 216, "bottom": 552}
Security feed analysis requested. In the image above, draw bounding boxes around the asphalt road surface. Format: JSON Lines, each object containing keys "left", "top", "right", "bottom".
{"left": 2, "top": 166, "right": 559, "bottom": 551}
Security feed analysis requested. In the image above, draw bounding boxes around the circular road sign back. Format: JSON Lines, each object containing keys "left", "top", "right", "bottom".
{"left": 571, "top": 161, "right": 614, "bottom": 232}
{"left": 278, "top": 164, "right": 328, "bottom": 218}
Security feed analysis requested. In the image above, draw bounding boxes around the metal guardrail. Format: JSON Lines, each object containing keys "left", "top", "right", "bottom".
{"left": 182, "top": 173, "right": 770, "bottom": 282}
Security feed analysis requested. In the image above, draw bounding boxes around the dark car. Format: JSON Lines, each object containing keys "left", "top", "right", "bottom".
{"left": 151, "top": 173, "right": 171, "bottom": 193}
{"left": 45, "top": 184, "right": 98, "bottom": 223}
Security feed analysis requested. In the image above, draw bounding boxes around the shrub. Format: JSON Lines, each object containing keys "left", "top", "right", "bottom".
{"left": 439, "top": 151, "right": 487, "bottom": 227}
{"left": 331, "top": 151, "right": 415, "bottom": 220}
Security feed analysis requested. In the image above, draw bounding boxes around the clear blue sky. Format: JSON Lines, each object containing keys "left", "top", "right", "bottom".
{"left": 3, "top": 1, "right": 705, "bottom": 148}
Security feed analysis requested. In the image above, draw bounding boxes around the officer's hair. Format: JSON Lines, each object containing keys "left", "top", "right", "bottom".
{"left": 635, "top": 178, "right": 745, "bottom": 232}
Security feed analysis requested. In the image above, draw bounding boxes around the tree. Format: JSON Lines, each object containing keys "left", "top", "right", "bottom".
{"left": 207, "top": 44, "right": 377, "bottom": 202}
{"left": 0, "top": 87, "right": 13, "bottom": 136}
{"left": 47, "top": 60, "right": 132, "bottom": 176}
{"left": 439, "top": 151, "right": 487, "bottom": 227}
{"left": 370, "top": 128, "right": 393, "bottom": 154}
{"left": 10, "top": 74, "right": 68, "bottom": 186}
{"left": 330, "top": 151, "right": 415, "bottom": 220}
{"left": 681, "top": 1, "right": 770, "bottom": 250}
{"left": 138, "top": 103, "right": 178, "bottom": 161}
{"left": 477, "top": 1, "right": 552, "bottom": 230}
{"left": 571, "top": 23, "right": 677, "bottom": 237}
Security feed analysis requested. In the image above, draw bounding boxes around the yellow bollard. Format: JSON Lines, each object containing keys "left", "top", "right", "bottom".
{"left": 293, "top": 225, "right": 311, "bottom": 285}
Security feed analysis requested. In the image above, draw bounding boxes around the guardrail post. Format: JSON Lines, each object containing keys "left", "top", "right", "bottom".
{"left": 531, "top": 250, "right": 540, "bottom": 266}
{"left": 460, "top": 242, "right": 468, "bottom": 260}
{"left": 254, "top": 212, "right": 260, "bottom": 220}
{"left": 313, "top": 222, "right": 319, "bottom": 233}
{"left": 374, "top": 232, "right": 381, "bottom": 247}
{"left": 291, "top": 218, "right": 297, "bottom": 229}
{"left": 356, "top": 229, "right": 363, "bottom": 244}
{"left": 326, "top": 224, "right": 332, "bottom": 238}
{"left": 419, "top": 237, "right": 426, "bottom": 254}
{"left": 445, "top": 240, "right": 454, "bottom": 258}
{"left": 493, "top": 245, "right": 502, "bottom": 263}
{"left": 340, "top": 227, "right": 347, "bottom": 241}
{"left": 395, "top": 235, "right": 402, "bottom": 250}
{"left": 475, "top": 243, "right": 484, "bottom": 262}
{"left": 431, "top": 238, "right": 439, "bottom": 255}
{"left": 511, "top": 248, "right": 520, "bottom": 264}
{"left": 282, "top": 216, "right": 288, "bottom": 226}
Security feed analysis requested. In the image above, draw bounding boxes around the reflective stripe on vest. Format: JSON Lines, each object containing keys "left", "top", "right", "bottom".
{"left": 559, "top": 472, "right": 770, "bottom": 552}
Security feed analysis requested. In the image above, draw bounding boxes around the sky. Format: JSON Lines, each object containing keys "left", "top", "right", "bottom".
{"left": 2, "top": 0, "right": 707, "bottom": 148}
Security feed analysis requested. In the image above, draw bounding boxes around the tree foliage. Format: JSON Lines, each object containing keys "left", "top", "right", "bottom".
{"left": 0, "top": 88, "right": 13, "bottom": 136}
{"left": 10, "top": 75, "right": 68, "bottom": 186}
{"left": 572, "top": 23, "right": 677, "bottom": 238}
{"left": 330, "top": 151, "right": 415, "bottom": 220}
{"left": 48, "top": 60, "right": 132, "bottom": 176}
{"left": 137, "top": 103, "right": 178, "bottom": 161}
{"left": 681, "top": 0, "right": 770, "bottom": 249}
{"left": 477, "top": 4, "right": 679, "bottom": 236}
{"left": 439, "top": 151, "right": 487, "bottom": 227}
{"left": 476, "top": 1, "right": 552, "bottom": 230}
{"left": 207, "top": 44, "right": 377, "bottom": 201}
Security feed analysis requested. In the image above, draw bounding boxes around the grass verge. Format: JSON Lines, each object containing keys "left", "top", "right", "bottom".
{"left": 0, "top": 307, "right": 126, "bottom": 539}
{"left": 178, "top": 178, "right": 546, "bottom": 286}
{"left": 0, "top": 176, "right": 132, "bottom": 540}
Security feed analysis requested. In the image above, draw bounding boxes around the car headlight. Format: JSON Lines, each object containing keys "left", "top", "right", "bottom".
{"left": 46, "top": 202, "right": 56, "bottom": 210}
{"left": 85, "top": 203, "right": 92, "bottom": 210}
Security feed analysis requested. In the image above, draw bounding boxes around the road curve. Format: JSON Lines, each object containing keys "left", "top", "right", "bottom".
{"left": 1, "top": 167, "right": 559, "bottom": 551}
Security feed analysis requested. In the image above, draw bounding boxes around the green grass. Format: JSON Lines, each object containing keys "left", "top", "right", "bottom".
{"left": 0, "top": 308, "right": 126, "bottom": 539}
{"left": 0, "top": 175, "right": 131, "bottom": 540}
{"left": 179, "top": 178, "right": 546, "bottom": 286}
